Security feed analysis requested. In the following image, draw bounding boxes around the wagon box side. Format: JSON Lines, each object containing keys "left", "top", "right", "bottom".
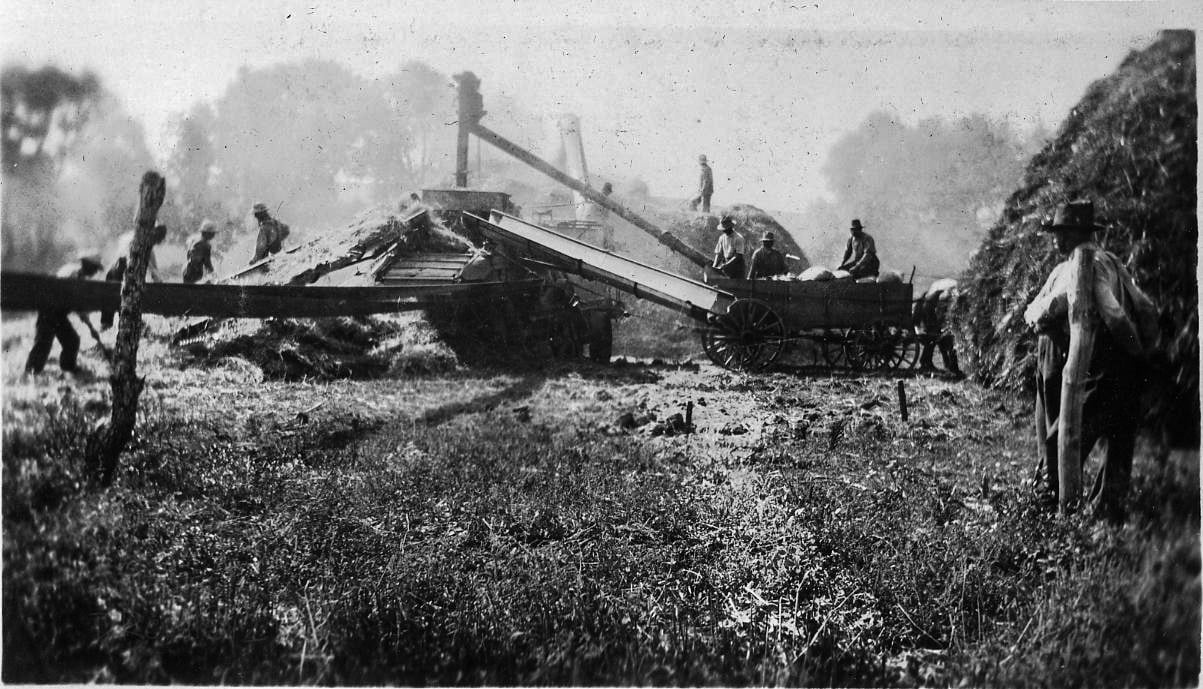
{"left": 711, "top": 279, "right": 914, "bottom": 331}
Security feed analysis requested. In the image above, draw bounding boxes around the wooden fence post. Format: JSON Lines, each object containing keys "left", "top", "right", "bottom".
{"left": 86, "top": 171, "right": 166, "bottom": 486}
{"left": 1057, "top": 244, "right": 1096, "bottom": 513}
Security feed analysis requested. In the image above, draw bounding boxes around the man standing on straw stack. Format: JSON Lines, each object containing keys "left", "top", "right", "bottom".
{"left": 1023, "top": 200, "right": 1158, "bottom": 523}
{"left": 250, "top": 202, "right": 291, "bottom": 264}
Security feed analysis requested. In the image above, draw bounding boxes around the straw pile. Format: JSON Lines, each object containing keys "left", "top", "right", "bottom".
{"left": 184, "top": 204, "right": 481, "bottom": 378}
{"left": 196, "top": 314, "right": 457, "bottom": 380}
{"left": 656, "top": 203, "right": 810, "bottom": 274}
{"left": 245, "top": 204, "right": 468, "bottom": 286}
{"left": 952, "top": 30, "right": 1197, "bottom": 442}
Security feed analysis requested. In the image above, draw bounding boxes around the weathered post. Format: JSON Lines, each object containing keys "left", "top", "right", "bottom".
{"left": 897, "top": 380, "right": 908, "bottom": 422}
{"left": 1057, "top": 245, "right": 1096, "bottom": 513}
{"left": 86, "top": 171, "right": 166, "bottom": 486}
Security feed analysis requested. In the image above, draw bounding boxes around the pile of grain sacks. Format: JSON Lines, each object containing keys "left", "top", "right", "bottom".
{"left": 778, "top": 267, "right": 904, "bottom": 284}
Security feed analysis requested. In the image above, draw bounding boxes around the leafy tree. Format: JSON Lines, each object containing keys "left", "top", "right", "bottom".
{"left": 1, "top": 64, "right": 100, "bottom": 173}
{"left": 2, "top": 64, "right": 151, "bottom": 272}
{"left": 161, "top": 103, "right": 227, "bottom": 242}
{"left": 202, "top": 60, "right": 398, "bottom": 229}
{"left": 379, "top": 60, "right": 454, "bottom": 188}
{"left": 810, "top": 111, "right": 1041, "bottom": 280}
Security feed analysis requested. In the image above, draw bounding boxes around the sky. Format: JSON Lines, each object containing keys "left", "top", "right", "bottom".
{"left": 2, "top": 0, "right": 1199, "bottom": 213}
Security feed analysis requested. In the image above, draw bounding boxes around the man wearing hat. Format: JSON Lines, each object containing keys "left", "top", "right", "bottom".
{"left": 1023, "top": 200, "right": 1158, "bottom": 522}
{"left": 747, "top": 231, "right": 789, "bottom": 279}
{"left": 183, "top": 219, "right": 219, "bottom": 284}
{"left": 712, "top": 215, "right": 747, "bottom": 279}
{"left": 24, "top": 252, "right": 105, "bottom": 374}
{"left": 250, "top": 202, "right": 291, "bottom": 264}
{"left": 690, "top": 155, "right": 714, "bottom": 213}
{"left": 837, "top": 219, "right": 879, "bottom": 279}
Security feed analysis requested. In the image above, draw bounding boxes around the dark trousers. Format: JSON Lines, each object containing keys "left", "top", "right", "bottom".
{"left": 920, "top": 332, "right": 961, "bottom": 373}
{"left": 847, "top": 254, "right": 880, "bottom": 280}
{"left": 182, "top": 262, "right": 203, "bottom": 284}
{"left": 691, "top": 192, "right": 712, "bottom": 213}
{"left": 25, "top": 311, "right": 80, "bottom": 373}
{"left": 1035, "top": 331, "right": 1139, "bottom": 520}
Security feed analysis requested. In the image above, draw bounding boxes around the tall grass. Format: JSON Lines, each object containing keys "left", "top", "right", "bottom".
{"left": 3, "top": 364, "right": 1198, "bottom": 685}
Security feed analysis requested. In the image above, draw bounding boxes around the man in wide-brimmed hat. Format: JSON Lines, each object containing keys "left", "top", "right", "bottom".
{"left": 837, "top": 218, "right": 879, "bottom": 279}
{"left": 690, "top": 154, "right": 714, "bottom": 213}
{"left": 747, "top": 231, "right": 789, "bottom": 279}
{"left": 712, "top": 215, "right": 747, "bottom": 279}
{"left": 250, "top": 202, "right": 291, "bottom": 264}
{"left": 1023, "top": 200, "right": 1159, "bottom": 523}
{"left": 183, "top": 219, "right": 219, "bottom": 283}
{"left": 24, "top": 251, "right": 106, "bottom": 374}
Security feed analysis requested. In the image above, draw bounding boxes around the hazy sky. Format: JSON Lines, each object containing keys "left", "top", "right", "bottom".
{"left": 2, "top": 0, "right": 1198, "bottom": 213}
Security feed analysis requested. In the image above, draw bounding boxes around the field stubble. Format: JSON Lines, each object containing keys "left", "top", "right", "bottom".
{"left": 1, "top": 314, "right": 1198, "bottom": 686}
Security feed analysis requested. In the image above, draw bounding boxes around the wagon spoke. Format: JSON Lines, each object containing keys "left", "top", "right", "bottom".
{"left": 751, "top": 309, "right": 773, "bottom": 330}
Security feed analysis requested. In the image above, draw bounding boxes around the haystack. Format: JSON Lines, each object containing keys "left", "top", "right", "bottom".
{"left": 182, "top": 203, "right": 477, "bottom": 379}
{"left": 239, "top": 204, "right": 468, "bottom": 287}
{"left": 633, "top": 203, "right": 810, "bottom": 277}
{"left": 953, "top": 30, "right": 1196, "bottom": 442}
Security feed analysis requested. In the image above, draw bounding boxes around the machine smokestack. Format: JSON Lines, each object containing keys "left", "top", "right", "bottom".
{"left": 557, "top": 114, "right": 592, "bottom": 221}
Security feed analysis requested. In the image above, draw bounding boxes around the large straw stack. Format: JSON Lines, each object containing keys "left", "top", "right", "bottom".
{"left": 953, "top": 30, "right": 1197, "bottom": 443}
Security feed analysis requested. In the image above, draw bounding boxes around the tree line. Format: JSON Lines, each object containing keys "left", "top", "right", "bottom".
{"left": 4, "top": 59, "right": 1045, "bottom": 278}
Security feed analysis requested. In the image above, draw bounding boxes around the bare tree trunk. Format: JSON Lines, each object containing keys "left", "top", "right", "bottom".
{"left": 86, "top": 171, "right": 166, "bottom": 486}
{"left": 1057, "top": 245, "right": 1096, "bottom": 513}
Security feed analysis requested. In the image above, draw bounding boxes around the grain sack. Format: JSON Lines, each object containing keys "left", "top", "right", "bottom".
{"left": 799, "top": 266, "right": 834, "bottom": 281}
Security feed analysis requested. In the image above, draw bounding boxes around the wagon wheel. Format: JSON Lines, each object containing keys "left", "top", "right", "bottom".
{"left": 892, "top": 331, "right": 921, "bottom": 370}
{"left": 529, "top": 308, "right": 586, "bottom": 359}
{"left": 845, "top": 325, "right": 901, "bottom": 372}
{"left": 821, "top": 329, "right": 852, "bottom": 369}
{"left": 700, "top": 299, "right": 786, "bottom": 371}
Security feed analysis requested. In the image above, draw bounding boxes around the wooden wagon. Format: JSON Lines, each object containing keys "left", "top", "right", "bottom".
{"left": 703, "top": 278, "right": 922, "bottom": 372}
{"left": 474, "top": 212, "right": 933, "bottom": 374}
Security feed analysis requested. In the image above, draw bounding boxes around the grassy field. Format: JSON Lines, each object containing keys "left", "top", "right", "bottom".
{"left": 2, "top": 314, "right": 1198, "bottom": 686}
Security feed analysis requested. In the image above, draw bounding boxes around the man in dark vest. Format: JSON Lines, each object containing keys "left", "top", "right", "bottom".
{"left": 747, "top": 232, "right": 789, "bottom": 279}
{"left": 1024, "top": 201, "right": 1158, "bottom": 522}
